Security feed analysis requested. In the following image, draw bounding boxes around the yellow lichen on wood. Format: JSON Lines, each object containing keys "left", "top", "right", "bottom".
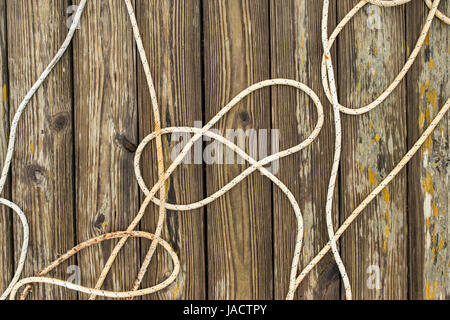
{"left": 419, "top": 112, "right": 425, "bottom": 129}
{"left": 425, "top": 217, "right": 430, "bottom": 228}
{"left": 427, "top": 58, "right": 434, "bottom": 70}
{"left": 423, "top": 173, "right": 434, "bottom": 195}
{"left": 426, "top": 89, "right": 437, "bottom": 111}
{"left": 432, "top": 201, "right": 438, "bottom": 218}
{"left": 382, "top": 187, "right": 390, "bottom": 205}
{"left": 420, "top": 80, "right": 430, "bottom": 96}
{"left": 425, "top": 281, "right": 438, "bottom": 300}
{"left": 421, "top": 135, "right": 433, "bottom": 155}
{"left": 368, "top": 167, "right": 375, "bottom": 185}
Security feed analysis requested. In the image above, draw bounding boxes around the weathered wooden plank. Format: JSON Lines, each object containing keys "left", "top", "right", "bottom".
{"left": 203, "top": 0, "right": 273, "bottom": 299}
{"left": 7, "top": 0, "right": 75, "bottom": 299}
{"left": 73, "top": 0, "right": 140, "bottom": 299}
{"left": 0, "top": 0, "right": 13, "bottom": 294}
{"left": 270, "top": 0, "right": 340, "bottom": 300}
{"left": 337, "top": 1, "right": 408, "bottom": 299}
{"left": 1, "top": 0, "right": 447, "bottom": 301}
{"left": 136, "top": 0, "right": 206, "bottom": 300}
{"left": 406, "top": 0, "right": 449, "bottom": 300}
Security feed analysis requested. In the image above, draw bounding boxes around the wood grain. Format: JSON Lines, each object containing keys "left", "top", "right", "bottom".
{"left": 337, "top": 0, "right": 408, "bottom": 299}
{"left": 7, "top": 0, "right": 75, "bottom": 299}
{"left": 203, "top": 0, "right": 273, "bottom": 299}
{"left": 136, "top": 0, "right": 206, "bottom": 300}
{"left": 270, "top": 0, "right": 340, "bottom": 300}
{"left": 73, "top": 0, "right": 140, "bottom": 299}
{"left": 406, "top": 0, "right": 449, "bottom": 300}
{"left": 0, "top": 0, "right": 447, "bottom": 300}
{"left": 0, "top": 0, "right": 12, "bottom": 294}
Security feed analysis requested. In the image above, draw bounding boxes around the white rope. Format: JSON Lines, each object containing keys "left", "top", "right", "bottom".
{"left": 132, "top": 80, "right": 324, "bottom": 300}
{"left": 9, "top": 231, "right": 180, "bottom": 300}
{"left": 88, "top": 0, "right": 169, "bottom": 300}
{"left": 315, "top": 0, "right": 443, "bottom": 299}
{"left": 0, "top": 0, "right": 88, "bottom": 300}
{"left": 321, "top": 0, "right": 441, "bottom": 115}
{"left": 423, "top": 0, "right": 450, "bottom": 24}
{"left": 294, "top": 96, "right": 450, "bottom": 292}
{"left": 0, "top": 198, "right": 28, "bottom": 300}
{"left": 0, "top": 0, "right": 448, "bottom": 300}
{"left": 321, "top": 0, "right": 352, "bottom": 300}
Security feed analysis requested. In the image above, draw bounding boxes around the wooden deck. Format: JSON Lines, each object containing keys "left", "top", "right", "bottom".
{"left": 0, "top": 0, "right": 448, "bottom": 300}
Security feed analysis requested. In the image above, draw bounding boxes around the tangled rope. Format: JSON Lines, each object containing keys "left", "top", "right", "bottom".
{"left": 0, "top": 0, "right": 448, "bottom": 300}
